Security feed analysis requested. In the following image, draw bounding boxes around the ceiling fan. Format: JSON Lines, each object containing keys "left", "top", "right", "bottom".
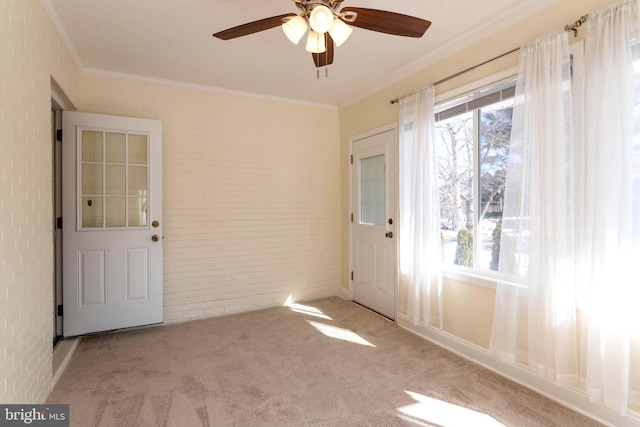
{"left": 212, "top": 0, "right": 431, "bottom": 69}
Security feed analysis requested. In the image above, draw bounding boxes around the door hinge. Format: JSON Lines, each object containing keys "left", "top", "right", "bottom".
{"left": 56, "top": 217, "right": 63, "bottom": 229}
{"left": 57, "top": 305, "right": 63, "bottom": 316}
{"left": 351, "top": 271, "right": 354, "bottom": 281}
{"left": 350, "top": 155, "right": 353, "bottom": 164}
{"left": 56, "top": 129, "right": 62, "bottom": 142}
{"left": 350, "top": 213, "right": 353, "bottom": 223}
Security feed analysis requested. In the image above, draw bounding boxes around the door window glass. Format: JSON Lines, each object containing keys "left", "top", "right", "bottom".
{"left": 359, "top": 154, "right": 385, "bottom": 226}
{"left": 79, "top": 131, "right": 149, "bottom": 229}
{"left": 105, "top": 132, "right": 126, "bottom": 163}
{"left": 105, "top": 197, "right": 126, "bottom": 227}
{"left": 82, "top": 131, "right": 102, "bottom": 162}
{"left": 81, "top": 196, "right": 103, "bottom": 228}
{"left": 128, "top": 134, "right": 148, "bottom": 164}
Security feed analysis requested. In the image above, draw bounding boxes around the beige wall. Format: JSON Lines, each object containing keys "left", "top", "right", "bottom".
{"left": 338, "top": 0, "right": 617, "bottom": 345}
{"left": 0, "top": 0, "right": 79, "bottom": 403}
{"left": 442, "top": 279, "right": 496, "bottom": 348}
{"left": 79, "top": 74, "right": 342, "bottom": 322}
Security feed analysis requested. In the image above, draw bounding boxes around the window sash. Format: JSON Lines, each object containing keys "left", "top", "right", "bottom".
{"left": 435, "top": 80, "right": 515, "bottom": 275}
{"left": 435, "top": 84, "right": 516, "bottom": 122}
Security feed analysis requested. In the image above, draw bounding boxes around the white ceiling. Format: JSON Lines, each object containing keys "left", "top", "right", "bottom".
{"left": 42, "top": 0, "right": 558, "bottom": 108}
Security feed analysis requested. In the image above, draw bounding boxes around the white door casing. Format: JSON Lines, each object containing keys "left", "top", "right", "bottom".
{"left": 62, "top": 111, "right": 163, "bottom": 336}
{"left": 351, "top": 127, "right": 397, "bottom": 320}
{"left": 52, "top": 106, "right": 63, "bottom": 339}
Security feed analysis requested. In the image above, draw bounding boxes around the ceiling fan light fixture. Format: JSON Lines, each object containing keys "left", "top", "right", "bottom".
{"left": 328, "top": 18, "right": 352, "bottom": 47}
{"left": 282, "top": 15, "right": 308, "bottom": 44}
{"left": 305, "top": 30, "right": 326, "bottom": 53}
{"left": 309, "top": 5, "right": 334, "bottom": 33}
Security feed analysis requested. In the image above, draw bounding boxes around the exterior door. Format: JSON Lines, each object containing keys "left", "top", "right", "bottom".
{"left": 62, "top": 111, "right": 163, "bottom": 336}
{"left": 351, "top": 128, "right": 397, "bottom": 320}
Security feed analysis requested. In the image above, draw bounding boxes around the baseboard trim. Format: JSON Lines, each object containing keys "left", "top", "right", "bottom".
{"left": 397, "top": 315, "right": 640, "bottom": 427}
{"left": 338, "top": 287, "right": 350, "bottom": 300}
{"left": 51, "top": 337, "right": 80, "bottom": 388}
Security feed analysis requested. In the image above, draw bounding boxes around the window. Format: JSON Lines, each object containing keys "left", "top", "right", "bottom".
{"left": 435, "top": 83, "right": 515, "bottom": 272}
{"left": 80, "top": 130, "right": 149, "bottom": 229}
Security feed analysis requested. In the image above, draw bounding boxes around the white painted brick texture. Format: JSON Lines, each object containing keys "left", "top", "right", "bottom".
{"left": 79, "top": 75, "right": 341, "bottom": 323}
{"left": 0, "top": 0, "right": 79, "bottom": 404}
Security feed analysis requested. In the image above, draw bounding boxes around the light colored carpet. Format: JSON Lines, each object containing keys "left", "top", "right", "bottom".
{"left": 47, "top": 297, "right": 602, "bottom": 426}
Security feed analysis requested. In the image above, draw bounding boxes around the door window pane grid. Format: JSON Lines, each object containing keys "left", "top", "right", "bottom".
{"left": 80, "top": 131, "right": 149, "bottom": 229}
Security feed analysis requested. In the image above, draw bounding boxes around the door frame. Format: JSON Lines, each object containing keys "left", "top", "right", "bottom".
{"left": 51, "top": 78, "right": 75, "bottom": 343}
{"left": 348, "top": 123, "right": 399, "bottom": 319}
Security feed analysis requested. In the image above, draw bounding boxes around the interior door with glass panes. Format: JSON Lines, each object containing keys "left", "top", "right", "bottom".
{"left": 352, "top": 128, "right": 397, "bottom": 320}
{"left": 62, "top": 111, "right": 163, "bottom": 336}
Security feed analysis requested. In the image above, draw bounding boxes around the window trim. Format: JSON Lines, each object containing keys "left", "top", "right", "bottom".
{"left": 435, "top": 69, "right": 518, "bottom": 285}
{"left": 434, "top": 66, "right": 518, "bottom": 106}
{"left": 437, "top": 45, "right": 586, "bottom": 287}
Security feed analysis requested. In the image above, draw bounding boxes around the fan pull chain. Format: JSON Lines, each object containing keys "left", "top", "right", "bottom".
{"left": 317, "top": 34, "right": 322, "bottom": 79}
{"left": 314, "top": 35, "right": 329, "bottom": 80}
{"left": 324, "top": 33, "right": 329, "bottom": 78}
{"left": 317, "top": 66, "right": 329, "bottom": 79}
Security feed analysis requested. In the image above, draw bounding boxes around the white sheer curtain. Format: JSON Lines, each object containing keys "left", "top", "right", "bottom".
{"left": 491, "top": 0, "right": 640, "bottom": 414}
{"left": 578, "top": 0, "right": 640, "bottom": 413}
{"left": 399, "top": 86, "right": 443, "bottom": 327}
{"left": 489, "top": 31, "right": 579, "bottom": 386}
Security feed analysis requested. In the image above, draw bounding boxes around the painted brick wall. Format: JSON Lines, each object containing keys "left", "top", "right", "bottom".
{"left": 0, "top": 0, "right": 79, "bottom": 404}
{"left": 79, "top": 74, "right": 341, "bottom": 322}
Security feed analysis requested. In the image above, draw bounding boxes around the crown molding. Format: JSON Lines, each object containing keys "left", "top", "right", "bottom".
{"left": 82, "top": 68, "right": 338, "bottom": 111}
{"left": 40, "top": 0, "right": 84, "bottom": 70}
{"left": 41, "top": 1, "right": 336, "bottom": 110}
{"left": 338, "top": 0, "right": 560, "bottom": 110}
{"left": 41, "top": 0, "right": 558, "bottom": 111}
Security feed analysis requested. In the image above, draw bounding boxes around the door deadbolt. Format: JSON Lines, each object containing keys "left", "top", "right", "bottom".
{"left": 151, "top": 235, "right": 160, "bottom": 242}
{"left": 152, "top": 220, "right": 160, "bottom": 228}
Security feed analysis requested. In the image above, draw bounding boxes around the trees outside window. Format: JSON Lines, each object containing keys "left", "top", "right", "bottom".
{"left": 436, "top": 93, "right": 513, "bottom": 272}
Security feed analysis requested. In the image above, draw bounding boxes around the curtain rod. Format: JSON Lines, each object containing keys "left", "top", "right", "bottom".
{"left": 389, "top": 14, "right": 589, "bottom": 105}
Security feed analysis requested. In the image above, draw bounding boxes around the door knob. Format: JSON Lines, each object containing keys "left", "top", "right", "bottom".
{"left": 151, "top": 235, "right": 160, "bottom": 242}
{"left": 385, "top": 232, "right": 393, "bottom": 238}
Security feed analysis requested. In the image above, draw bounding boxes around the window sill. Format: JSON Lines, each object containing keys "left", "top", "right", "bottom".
{"left": 442, "top": 268, "right": 498, "bottom": 290}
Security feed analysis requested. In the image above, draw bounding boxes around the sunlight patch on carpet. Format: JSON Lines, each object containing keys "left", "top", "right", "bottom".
{"left": 307, "top": 320, "right": 376, "bottom": 347}
{"left": 397, "top": 391, "right": 505, "bottom": 427}
{"left": 284, "top": 295, "right": 333, "bottom": 320}
{"left": 289, "top": 303, "right": 333, "bottom": 320}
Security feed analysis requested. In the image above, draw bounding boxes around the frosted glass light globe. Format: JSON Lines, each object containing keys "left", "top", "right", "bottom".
{"left": 282, "top": 16, "right": 308, "bottom": 44}
{"left": 305, "top": 30, "right": 326, "bottom": 53}
{"left": 309, "top": 5, "right": 334, "bottom": 33}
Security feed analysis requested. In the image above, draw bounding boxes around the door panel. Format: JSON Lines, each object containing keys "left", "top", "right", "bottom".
{"left": 352, "top": 128, "right": 397, "bottom": 320}
{"left": 125, "top": 248, "right": 150, "bottom": 302}
{"left": 376, "top": 248, "right": 388, "bottom": 292}
{"left": 79, "top": 250, "right": 106, "bottom": 306}
{"left": 63, "top": 111, "right": 163, "bottom": 336}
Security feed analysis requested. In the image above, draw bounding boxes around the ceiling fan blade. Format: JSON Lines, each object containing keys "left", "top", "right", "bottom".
{"left": 312, "top": 33, "right": 334, "bottom": 68}
{"left": 340, "top": 7, "right": 431, "bottom": 38}
{"left": 213, "top": 14, "right": 296, "bottom": 40}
